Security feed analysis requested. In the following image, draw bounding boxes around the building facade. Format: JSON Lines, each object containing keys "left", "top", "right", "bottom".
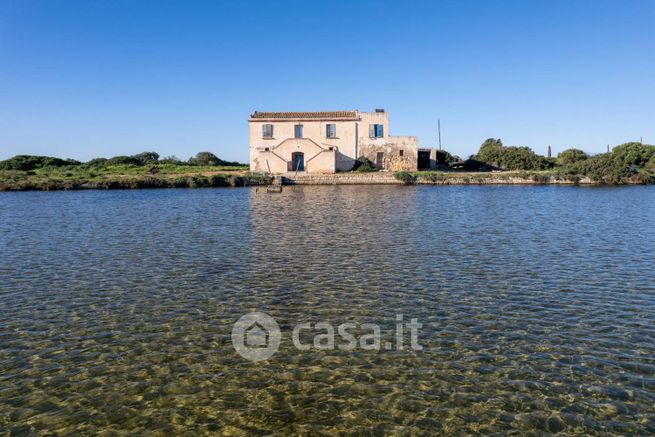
{"left": 248, "top": 109, "right": 421, "bottom": 174}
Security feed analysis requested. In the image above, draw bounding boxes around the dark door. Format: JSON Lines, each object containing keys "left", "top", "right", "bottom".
{"left": 376, "top": 152, "right": 384, "bottom": 169}
{"left": 418, "top": 151, "right": 431, "bottom": 170}
{"left": 292, "top": 152, "right": 304, "bottom": 171}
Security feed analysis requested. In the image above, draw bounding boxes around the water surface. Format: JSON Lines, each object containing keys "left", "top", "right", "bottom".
{"left": 1, "top": 186, "right": 654, "bottom": 434}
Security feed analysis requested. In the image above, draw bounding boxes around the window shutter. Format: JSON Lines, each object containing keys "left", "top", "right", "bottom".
{"left": 369, "top": 124, "right": 374, "bottom": 138}
{"left": 379, "top": 125, "right": 384, "bottom": 137}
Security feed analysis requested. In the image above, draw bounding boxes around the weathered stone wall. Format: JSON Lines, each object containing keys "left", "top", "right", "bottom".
{"left": 359, "top": 136, "right": 418, "bottom": 171}
{"left": 279, "top": 172, "right": 596, "bottom": 185}
{"left": 282, "top": 173, "right": 403, "bottom": 185}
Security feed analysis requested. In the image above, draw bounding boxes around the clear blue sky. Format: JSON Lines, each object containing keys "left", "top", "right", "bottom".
{"left": 1, "top": 0, "right": 653, "bottom": 162}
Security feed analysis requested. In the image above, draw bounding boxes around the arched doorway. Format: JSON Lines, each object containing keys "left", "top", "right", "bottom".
{"left": 291, "top": 152, "right": 304, "bottom": 171}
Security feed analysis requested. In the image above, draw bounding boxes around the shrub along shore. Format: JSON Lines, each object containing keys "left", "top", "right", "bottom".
{"left": 0, "top": 151, "right": 273, "bottom": 191}
{"left": 1, "top": 141, "right": 654, "bottom": 191}
{"left": 393, "top": 140, "right": 654, "bottom": 185}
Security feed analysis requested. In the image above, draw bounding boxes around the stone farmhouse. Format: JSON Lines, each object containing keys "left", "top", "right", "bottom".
{"left": 248, "top": 109, "right": 438, "bottom": 174}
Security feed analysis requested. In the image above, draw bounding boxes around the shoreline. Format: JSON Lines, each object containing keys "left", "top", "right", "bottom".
{"left": 1, "top": 170, "right": 652, "bottom": 191}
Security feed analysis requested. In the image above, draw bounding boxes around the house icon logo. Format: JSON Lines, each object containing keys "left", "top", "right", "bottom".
{"left": 231, "top": 312, "right": 281, "bottom": 362}
{"left": 245, "top": 321, "right": 269, "bottom": 347}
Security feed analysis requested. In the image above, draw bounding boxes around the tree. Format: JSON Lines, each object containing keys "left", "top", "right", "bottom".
{"left": 132, "top": 151, "right": 160, "bottom": 165}
{"left": 569, "top": 153, "right": 632, "bottom": 184}
{"left": 611, "top": 142, "right": 655, "bottom": 167}
{"left": 189, "top": 152, "right": 221, "bottom": 166}
{"left": 475, "top": 139, "right": 553, "bottom": 170}
{"left": 188, "top": 152, "right": 243, "bottom": 166}
{"left": 557, "top": 148, "right": 588, "bottom": 166}
{"left": 476, "top": 138, "right": 503, "bottom": 164}
{"left": 0, "top": 155, "right": 80, "bottom": 171}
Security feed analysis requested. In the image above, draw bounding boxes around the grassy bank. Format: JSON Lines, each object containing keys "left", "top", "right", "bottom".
{"left": 394, "top": 170, "right": 586, "bottom": 185}
{"left": 393, "top": 169, "right": 654, "bottom": 185}
{"left": 0, "top": 163, "right": 273, "bottom": 191}
{"left": 0, "top": 151, "right": 275, "bottom": 191}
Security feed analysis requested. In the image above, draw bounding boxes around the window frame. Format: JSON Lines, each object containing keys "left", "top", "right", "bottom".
{"left": 326, "top": 123, "right": 337, "bottom": 138}
{"left": 369, "top": 124, "right": 384, "bottom": 138}
{"left": 262, "top": 124, "right": 274, "bottom": 139}
{"left": 294, "top": 124, "right": 303, "bottom": 139}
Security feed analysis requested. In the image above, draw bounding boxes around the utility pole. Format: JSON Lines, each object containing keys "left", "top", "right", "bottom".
{"left": 438, "top": 119, "right": 442, "bottom": 151}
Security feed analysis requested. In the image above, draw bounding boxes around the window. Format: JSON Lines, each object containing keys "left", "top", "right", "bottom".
{"left": 326, "top": 124, "right": 336, "bottom": 138}
{"left": 369, "top": 124, "right": 384, "bottom": 138}
{"left": 294, "top": 124, "right": 303, "bottom": 138}
{"left": 399, "top": 149, "right": 404, "bottom": 157}
{"left": 262, "top": 124, "right": 274, "bottom": 138}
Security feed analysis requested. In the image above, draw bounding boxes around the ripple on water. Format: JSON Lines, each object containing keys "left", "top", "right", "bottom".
{"left": 1, "top": 186, "right": 654, "bottom": 434}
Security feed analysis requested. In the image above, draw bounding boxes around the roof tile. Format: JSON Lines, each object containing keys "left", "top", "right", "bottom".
{"left": 250, "top": 111, "right": 358, "bottom": 120}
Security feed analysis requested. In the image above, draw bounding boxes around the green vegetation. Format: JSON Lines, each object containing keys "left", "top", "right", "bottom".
{"left": 393, "top": 171, "right": 417, "bottom": 184}
{"left": 0, "top": 155, "right": 81, "bottom": 171}
{"left": 187, "top": 151, "right": 242, "bottom": 167}
{"left": 2, "top": 141, "right": 654, "bottom": 190}
{"left": 0, "top": 151, "right": 263, "bottom": 191}
{"left": 557, "top": 148, "right": 588, "bottom": 166}
{"left": 475, "top": 138, "right": 555, "bottom": 170}
{"left": 468, "top": 139, "right": 655, "bottom": 184}
{"left": 351, "top": 157, "right": 377, "bottom": 172}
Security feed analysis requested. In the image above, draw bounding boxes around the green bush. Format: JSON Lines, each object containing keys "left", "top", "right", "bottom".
{"left": 0, "top": 155, "right": 80, "bottom": 171}
{"left": 352, "top": 157, "right": 377, "bottom": 172}
{"left": 188, "top": 151, "right": 243, "bottom": 167}
{"left": 106, "top": 155, "right": 141, "bottom": 166}
{"left": 475, "top": 139, "right": 553, "bottom": 170}
{"left": 394, "top": 171, "right": 416, "bottom": 184}
{"left": 231, "top": 172, "right": 272, "bottom": 186}
{"left": 568, "top": 153, "right": 632, "bottom": 184}
{"left": 646, "top": 155, "right": 655, "bottom": 172}
{"left": 611, "top": 142, "right": 655, "bottom": 168}
{"left": 132, "top": 151, "right": 160, "bottom": 165}
{"left": 557, "top": 148, "right": 588, "bottom": 166}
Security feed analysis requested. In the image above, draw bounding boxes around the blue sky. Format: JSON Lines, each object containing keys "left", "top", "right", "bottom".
{"left": 1, "top": 0, "right": 653, "bottom": 162}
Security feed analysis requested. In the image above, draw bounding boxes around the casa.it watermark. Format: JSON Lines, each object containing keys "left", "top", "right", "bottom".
{"left": 231, "top": 312, "right": 423, "bottom": 362}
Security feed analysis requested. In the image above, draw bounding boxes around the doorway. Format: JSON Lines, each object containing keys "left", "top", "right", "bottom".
{"left": 376, "top": 152, "right": 384, "bottom": 169}
{"left": 292, "top": 152, "right": 304, "bottom": 171}
{"left": 418, "top": 151, "right": 431, "bottom": 170}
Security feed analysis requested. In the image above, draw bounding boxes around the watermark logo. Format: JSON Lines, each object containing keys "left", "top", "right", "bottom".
{"left": 231, "top": 312, "right": 282, "bottom": 362}
{"left": 232, "top": 312, "right": 422, "bottom": 362}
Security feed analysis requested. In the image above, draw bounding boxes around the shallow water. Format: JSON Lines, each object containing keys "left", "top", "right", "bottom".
{"left": 1, "top": 185, "right": 655, "bottom": 435}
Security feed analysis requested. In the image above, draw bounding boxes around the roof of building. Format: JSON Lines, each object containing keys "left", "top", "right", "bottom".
{"left": 250, "top": 111, "right": 359, "bottom": 121}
